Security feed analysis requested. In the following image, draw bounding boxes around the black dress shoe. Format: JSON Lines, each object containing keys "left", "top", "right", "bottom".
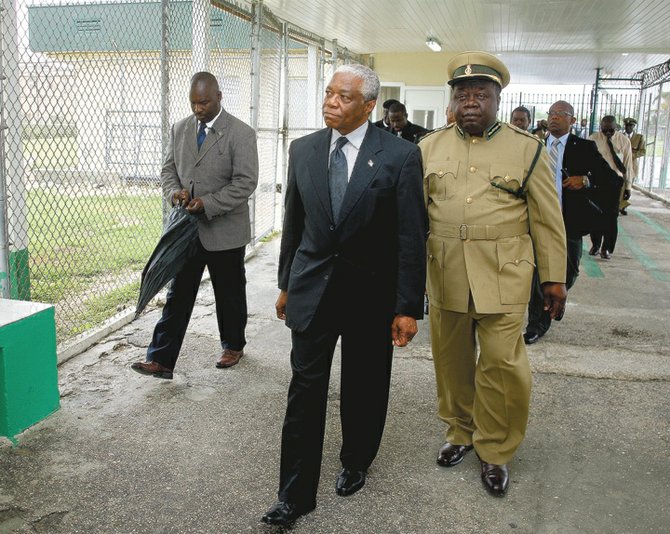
{"left": 620, "top": 208, "right": 628, "bottom": 215}
{"left": 479, "top": 458, "right": 509, "bottom": 497}
{"left": 523, "top": 331, "right": 541, "bottom": 345}
{"left": 437, "top": 441, "right": 474, "bottom": 467}
{"left": 600, "top": 250, "right": 612, "bottom": 260}
{"left": 335, "top": 468, "right": 366, "bottom": 496}
{"left": 261, "top": 501, "right": 314, "bottom": 526}
{"left": 588, "top": 245, "right": 600, "bottom": 256}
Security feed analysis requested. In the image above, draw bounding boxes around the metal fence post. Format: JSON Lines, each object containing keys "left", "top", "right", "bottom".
{"left": 590, "top": 68, "right": 601, "bottom": 134}
{"left": 0, "top": 0, "right": 30, "bottom": 300}
{"left": 280, "top": 22, "right": 289, "bottom": 213}
{"left": 192, "top": 0, "right": 210, "bottom": 73}
{"left": 160, "top": 0, "right": 170, "bottom": 218}
{"left": 658, "top": 81, "right": 670, "bottom": 190}
{"left": 0, "top": 8, "right": 8, "bottom": 298}
{"left": 249, "top": 0, "right": 262, "bottom": 244}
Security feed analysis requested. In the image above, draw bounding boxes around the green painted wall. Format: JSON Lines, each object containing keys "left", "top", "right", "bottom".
{"left": 0, "top": 304, "right": 59, "bottom": 439}
{"left": 28, "top": 1, "right": 304, "bottom": 54}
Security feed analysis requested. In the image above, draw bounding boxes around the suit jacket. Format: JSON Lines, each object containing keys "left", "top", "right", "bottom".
{"left": 388, "top": 121, "right": 430, "bottom": 144}
{"left": 278, "top": 124, "right": 427, "bottom": 332}
{"left": 161, "top": 109, "right": 259, "bottom": 251}
{"left": 560, "top": 134, "right": 623, "bottom": 237}
{"left": 420, "top": 123, "right": 566, "bottom": 314}
{"left": 589, "top": 131, "right": 633, "bottom": 190}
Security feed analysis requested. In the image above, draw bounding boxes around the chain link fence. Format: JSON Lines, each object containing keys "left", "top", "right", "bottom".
{"left": 0, "top": 0, "right": 361, "bottom": 352}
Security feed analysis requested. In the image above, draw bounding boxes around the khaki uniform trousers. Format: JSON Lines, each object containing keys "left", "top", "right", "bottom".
{"left": 430, "top": 296, "right": 531, "bottom": 465}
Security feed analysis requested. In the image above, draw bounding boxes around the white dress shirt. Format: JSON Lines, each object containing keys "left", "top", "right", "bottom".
{"left": 329, "top": 121, "right": 369, "bottom": 182}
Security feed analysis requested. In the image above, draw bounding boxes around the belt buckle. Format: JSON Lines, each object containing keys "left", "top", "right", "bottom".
{"left": 459, "top": 224, "right": 468, "bottom": 240}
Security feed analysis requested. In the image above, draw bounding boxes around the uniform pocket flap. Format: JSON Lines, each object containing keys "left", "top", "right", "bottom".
{"left": 496, "top": 241, "right": 535, "bottom": 272}
{"left": 425, "top": 160, "right": 459, "bottom": 178}
{"left": 490, "top": 164, "right": 524, "bottom": 195}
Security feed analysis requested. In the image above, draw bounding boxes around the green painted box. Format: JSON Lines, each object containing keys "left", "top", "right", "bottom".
{"left": 0, "top": 299, "right": 60, "bottom": 439}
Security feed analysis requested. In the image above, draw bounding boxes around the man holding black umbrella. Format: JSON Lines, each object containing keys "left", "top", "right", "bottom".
{"left": 131, "top": 71, "right": 258, "bottom": 379}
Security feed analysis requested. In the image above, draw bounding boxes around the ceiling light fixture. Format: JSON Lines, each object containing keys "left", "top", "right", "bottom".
{"left": 426, "top": 37, "right": 442, "bottom": 52}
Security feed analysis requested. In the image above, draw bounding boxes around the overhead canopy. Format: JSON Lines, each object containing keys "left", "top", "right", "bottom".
{"left": 260, "top": 0, "right": 670, "bottom": 85}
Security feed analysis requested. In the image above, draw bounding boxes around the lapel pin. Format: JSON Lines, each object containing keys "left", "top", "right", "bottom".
{"left": 368, "top": 160, "right": 374, "bottom": 167}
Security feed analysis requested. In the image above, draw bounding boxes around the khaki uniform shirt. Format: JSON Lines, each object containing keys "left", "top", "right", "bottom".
{"left": 419, "top": 122, "right": 567, "bottom": 314}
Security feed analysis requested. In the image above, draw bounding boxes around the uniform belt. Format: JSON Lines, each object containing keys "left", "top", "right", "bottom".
{"left": 429, "top": 221, "right": 529, "bottom": 240}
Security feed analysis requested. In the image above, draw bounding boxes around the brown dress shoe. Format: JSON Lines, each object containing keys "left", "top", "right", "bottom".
{"left": 479, "top": 457, "right": 509, "bottom": 496}
{"left": 437, "top": 441, "right": 474, "bottom": 467}
{"left": 216, "top": 348, "right": 244, "bottom": 368}
{"left": 130, "top": 360, "right": 173, "bottom": 379}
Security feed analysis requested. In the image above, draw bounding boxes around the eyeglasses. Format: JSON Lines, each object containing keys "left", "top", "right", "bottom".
{"left": 547, "top": 111, "right": 573, "bottom": 118}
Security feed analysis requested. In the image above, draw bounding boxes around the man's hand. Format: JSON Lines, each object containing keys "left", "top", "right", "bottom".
{"left": 275, "top": 290, "right": 288, "bottom": 321}
{"left": 542, "top": 282, "right": 567, "bottom": 320}
{"left": 186, "top": 197, "right": 205, "bottom": 214}
{"left": 172, "top": 189, "right": 190, "bottom": 206}
{"left": 391, "top": 315, "right": 418, "bottom": 347}
{"left": 623, "top": 189, "right": 631, "bottom": 200}
{"left": 562, "top": 175, "right": 586, "bottom": 190}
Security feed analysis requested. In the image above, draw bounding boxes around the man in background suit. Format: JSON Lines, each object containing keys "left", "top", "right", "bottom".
{"left": 373, "top": 98, "right": 400, "bottom": 129}
{"left": 524, "top": 100, "right": 622, "bottom": 344}
{"left": 262, "top": 64, "right": 426, "bottom": 527}
{"left": 131, "top": 72, "right": 258, "bottom": 379}
{"left": 387, "top": 101, "right": 430, "bottom": 143}
{"left": 511, "top": 105, "right": 532, "bottom": 131}
{"left": 588, "top": 116, "right": 631, "bottom": 259}
{"left": 624, "top": 117, "right": 645, "bottom": 192}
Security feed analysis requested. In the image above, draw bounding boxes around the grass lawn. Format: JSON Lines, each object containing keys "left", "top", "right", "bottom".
{"left": 27, "top": 188, "right": 164, "bottom": 339}
{"left": 24, "top": 137, "right": 79, "bottom": 169}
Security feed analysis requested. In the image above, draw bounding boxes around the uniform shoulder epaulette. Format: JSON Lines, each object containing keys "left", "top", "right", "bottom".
{"left": 418, "top": 124, "right": 451, "bottom": 143}
{"left": 507, "top": 122, "right": 543, "bottom": 143}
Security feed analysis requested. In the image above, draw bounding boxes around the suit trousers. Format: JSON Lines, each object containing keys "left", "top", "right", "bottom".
{"left": 430, "top": 297, "right": 531, "bottom": 465}
{"left": 527, "top": 236, "right": 582, "bottom": 335}
{"left": 590, "top": 213, "right": 618, "bottom": 254}
{"left": 146, "top": 241, "right": 247, "bottom": 370}
{"left": 278, "top": 270, "right": 394, "bottom": 507}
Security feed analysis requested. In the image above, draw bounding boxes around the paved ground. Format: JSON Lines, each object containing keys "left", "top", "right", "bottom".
{"left": 1, "top": 190, "right": 669, "bottom": 533}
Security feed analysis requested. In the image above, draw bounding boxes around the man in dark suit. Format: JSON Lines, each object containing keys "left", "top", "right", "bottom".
{"left": 373, "top": 98, "right": 399, "bottom": 128}
{"left": 131, "top": 72, "right": 258, "bottom": 378}
{"left": 524, "top": 100, "right": 621, "bottom": 344}
{"left": 387, "top": 102, "right": 430, "bottom": 143}
{"left": 261, "top": 64, "right": 426, "bottom": 527}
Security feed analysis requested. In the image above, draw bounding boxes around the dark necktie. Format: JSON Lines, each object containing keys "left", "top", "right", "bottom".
{"left": 329, "top": 136, "right": 349, "bottom": 221}
{"left": 607, "top": 137, "right": 626, "bottom": 176}
{"left": 197, "top": 122, "right": 207, "bottom": 150}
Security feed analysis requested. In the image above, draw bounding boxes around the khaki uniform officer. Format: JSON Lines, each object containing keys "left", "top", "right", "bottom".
{"left": 419, "top": 51, "right": 567, "bottom": 497}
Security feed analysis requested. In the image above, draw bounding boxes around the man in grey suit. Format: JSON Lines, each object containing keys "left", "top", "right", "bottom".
{"left": 261, "top": 64, "right": 427, "bottom": 527}
{"left": 131, "top": 72, "right": 258, "bottom": 379}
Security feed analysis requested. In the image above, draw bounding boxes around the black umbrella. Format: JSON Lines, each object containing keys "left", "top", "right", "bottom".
{"left": 135, "top": 205, "right": 199, "bottom": 318}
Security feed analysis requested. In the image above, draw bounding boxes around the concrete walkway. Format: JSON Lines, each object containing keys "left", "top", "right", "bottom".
{"left": 1, "top": 190, "right": 669, "bottom": 533}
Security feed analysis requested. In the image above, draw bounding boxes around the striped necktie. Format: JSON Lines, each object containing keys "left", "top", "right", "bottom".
{"left": 548, "top": 138, "right": 560, "bottom": 175}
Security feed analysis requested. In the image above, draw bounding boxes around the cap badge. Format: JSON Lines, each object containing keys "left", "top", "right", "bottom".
{"left": 465, "top": 64, "right": 472, "bottom": 75}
